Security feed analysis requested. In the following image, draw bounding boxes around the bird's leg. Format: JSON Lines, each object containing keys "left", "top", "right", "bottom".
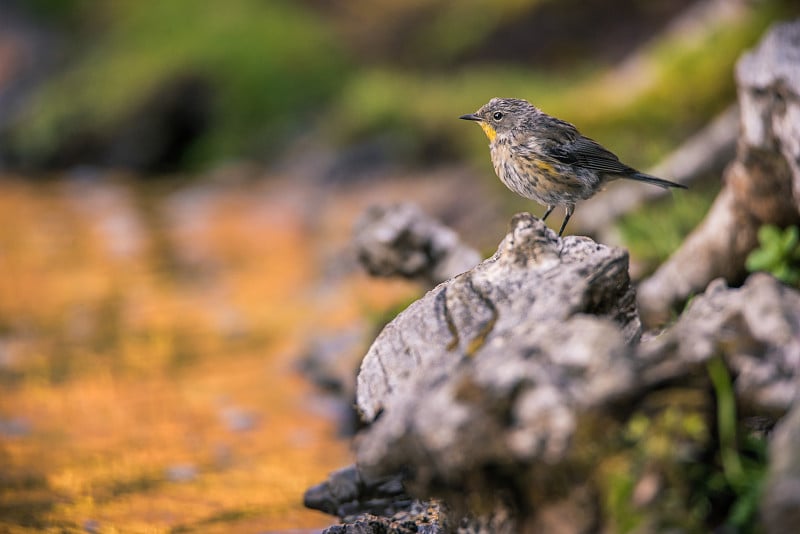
{"left": 541, "top": 205, "right": 555, "bottom": 221}
{"left": 558, "top": 205, "right": 574, "bottom": 236}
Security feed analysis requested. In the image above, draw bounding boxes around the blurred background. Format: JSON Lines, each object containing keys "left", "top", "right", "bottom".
{"left": 0, "top": 0, "right": 797, "bottom": 531}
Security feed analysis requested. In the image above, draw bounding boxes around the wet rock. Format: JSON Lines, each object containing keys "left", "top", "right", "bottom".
{"left": 304, "top": 464, "right": 412, "bottom": 522}
{"left": 82, "top": 519, "right": 101, "bottom": 534}
{"left": 219, "top": 406, "right": 258, "bottom": 432}
{"left": 0, "top": 416, "right": 31, "bottom": 437}
{"left": 321, "top": 501, "right": 448, "bottom": 534}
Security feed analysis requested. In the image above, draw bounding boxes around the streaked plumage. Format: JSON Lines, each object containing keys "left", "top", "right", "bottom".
{"left": 460, "top": 97, "right": 686, "bottom": 236}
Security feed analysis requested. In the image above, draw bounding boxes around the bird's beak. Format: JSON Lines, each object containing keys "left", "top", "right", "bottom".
{"left": 459, "top": 113, "right": 482, "bottom": 121}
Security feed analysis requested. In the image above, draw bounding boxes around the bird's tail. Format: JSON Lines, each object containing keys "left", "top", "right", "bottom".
{"left": 629, "top": 172, "right": 687, "bottom": 189}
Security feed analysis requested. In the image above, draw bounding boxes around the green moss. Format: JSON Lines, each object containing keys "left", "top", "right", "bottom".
{"left": 11, "top": 0, "right": 796, "bottom": 170}
{"left": 705, "top": 357, "right": 769, "bottom": 532}
{"left": 329, "top": 0, "right": 793, "bottom": 171}
{"left": 326, "top": 66, "right": 579, "bottom": 166}
{"left": 596, "top": 388, "right": 714, "bottom": 533}
{"left": 16, "top": 0, "right": 89, "bottom": 22}
{"left": 12, "top": 0, "right": 349, "bottom": 168}
{"left": 617, "top": 181, "right": 719, "bottom": 269}
{"left": 595, "top": 366, "right": 769, "bottom": 532}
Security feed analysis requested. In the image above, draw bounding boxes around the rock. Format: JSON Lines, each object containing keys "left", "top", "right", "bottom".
{"left": 639, "top": 273, "right": 800, "bottom": 416}
{"left": 321, "top": 501, "right": 448, "bottom": 534}
{"left": 356, "top": 212, "right": 641, "bottom": 423}
{"left": 306, "top": 465, "right": 516, "bottom": 533}
{"left": 219, "top": 406, "right": 258, "bottom": 432}
{"left": 309, "top": 30, "right": 800, "bottom": 522}
{"left": 307, "top": 207, "right": 800, "bottom": 531}
{"left": 0, "top": 416, "right": 31, "bottom": 437}
{"left": 353, "top": 203, "right": 482, "bottom": 287}
{"left": 303, "top": 464, "right": 413, "bottom": 522}
{"left": 348, "top": 213, "right": 641, "bottom": 529}
{"left": 638, "top": 20, "right": 800, "bottom": 325}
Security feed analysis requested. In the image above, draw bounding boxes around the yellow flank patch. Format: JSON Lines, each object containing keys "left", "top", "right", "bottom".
{"left": 534, "top": 160, "right": 555, "bottom": 175}
{"left": 479, "top": 122, "right": 497, "bottom": 142}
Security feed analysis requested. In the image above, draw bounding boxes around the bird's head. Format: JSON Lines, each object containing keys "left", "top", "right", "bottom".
{"left": 459, "top": 97, "right": 537, "bottom": 141}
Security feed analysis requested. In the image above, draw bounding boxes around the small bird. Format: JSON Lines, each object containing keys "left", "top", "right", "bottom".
{"left": 460, "top": 97, "right": 687, "bottom": 236}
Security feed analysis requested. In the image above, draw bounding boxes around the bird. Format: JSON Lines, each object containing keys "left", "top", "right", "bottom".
{"left": 460, "top": 97, "right": 687, "bottom": 236}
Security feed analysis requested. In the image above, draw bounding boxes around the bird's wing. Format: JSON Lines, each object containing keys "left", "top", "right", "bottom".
{"left": 546, "top": 136, "right": 635, "bottom": 175}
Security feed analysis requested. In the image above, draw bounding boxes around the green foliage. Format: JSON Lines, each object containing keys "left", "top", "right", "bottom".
{"left": 746, "top": 225, "right": 800, "bottom": 286}
{"left": 703, "top": 357, "right": 769, "bottom": 532}
{"left": 596, "top": 366, "right": 770, "bottom": 533}
{"left": 8, "top": 0, "right": 798, "bottom": 170}
{"left": 609, "top": 0, "right": 789, "bottom": 156}
{"left": 325, "top": 67, "right": 571, "bottom": 165}
{"left": 12, "top": 0, "right": 349, "bottom": 167}
{"left": 597, "top": 389, "right": 713, "bottom": 533}
{"left": 328, "top": 0, "right": 793, "bottom": 170}
{"left": 618, "top": 183, "right": 718, "bottom": 269}
{"left": 16, "top": 0, "right": 88, "bottom": 22}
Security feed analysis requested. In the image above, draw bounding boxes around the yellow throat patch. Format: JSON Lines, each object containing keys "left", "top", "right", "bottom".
{"left": 479, "top": 122, "right": 497, "bottom": 142}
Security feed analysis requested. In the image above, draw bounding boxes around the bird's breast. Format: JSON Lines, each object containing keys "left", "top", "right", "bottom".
{"left": 488, "top": 139, "right": 596, "bottom": 204}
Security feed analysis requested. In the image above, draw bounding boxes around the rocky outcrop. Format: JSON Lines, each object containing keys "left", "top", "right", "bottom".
{"left": 306, "top": 210, "right": 800, "bottom": 532}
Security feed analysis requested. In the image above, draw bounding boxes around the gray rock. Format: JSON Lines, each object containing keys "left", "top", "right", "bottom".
{"left": 310, "top": 125, "right": 800, "bottom": 532}
{"left": 304, "top": 464, "right": 413, "bottom": 522}
{"left": 349, "top": 213, "right": 641, "bottom": 531}
{"left": 640, "top": 273, "right": 800, "bottom": 415}
{"left": 321, "top": 500, "right": 449, "bottom": 534}
{"left": 354, "top": 203, "right": 482, "bottom": 287}
{"left": 356, "top": 212, "right": 641, "bottom": 424}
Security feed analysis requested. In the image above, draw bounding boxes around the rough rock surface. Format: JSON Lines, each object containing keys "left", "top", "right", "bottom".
{"left": 347, "top": 213, "right": 642, "bottom": 531}
{"left": 354, "top": 203, "right": 482, "bottom": 287}
{"left": 639, "top": 273, "right": 800, "bottom": 415}
{"left": 303, "top": 464, "right": 413, "bottom": 522}
{"left": 309, "top": 210, "right": 800, "bottom": 532}
{"left": 356, "top": 212, "right": 641, "bottom": 423}
{"left": 638, "top": 20, "right": 800, "bottom": 325}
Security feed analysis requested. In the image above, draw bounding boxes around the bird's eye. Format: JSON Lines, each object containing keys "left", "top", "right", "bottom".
{"left": 493, "top": 111, "right": 504, "bottom": 121}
